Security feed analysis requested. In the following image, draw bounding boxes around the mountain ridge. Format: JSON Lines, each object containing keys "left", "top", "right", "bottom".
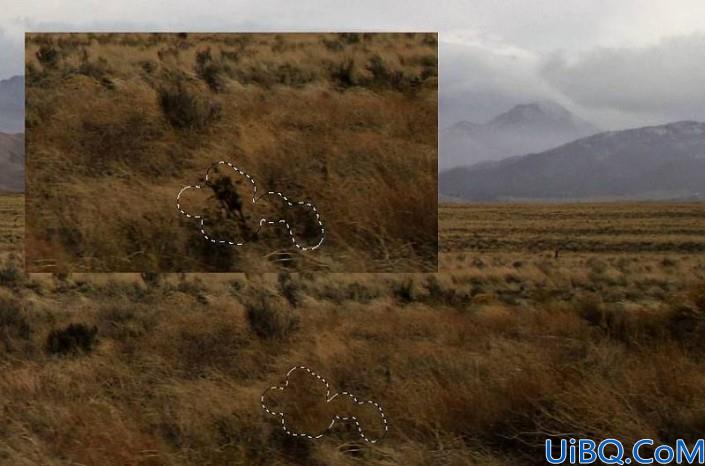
{"left": 441, "top": 100, "right": 598, "bottom": 170}
{"left": 439, "top": 120, "right": 705, "bottom": 201}
{"left": 0, "top": 75, "right": 24, "bottom": 133}
{"left": 0, "top": 131, "right": 25, "bottom": 192}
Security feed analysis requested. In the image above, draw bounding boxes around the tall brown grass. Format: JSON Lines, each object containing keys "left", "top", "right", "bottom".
{"left": 25, "top": 33, "right": 438, "bottom": 273}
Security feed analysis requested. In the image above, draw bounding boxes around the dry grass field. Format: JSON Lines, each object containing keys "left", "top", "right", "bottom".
{"left": 441, "top": 202, "right": 705, "bottom": 254}
{"left": 24, "top": 32, "right": 438, "bottom": 273}
{"left": 0, "top": 193, "right": 23, "bottom": 260}
{"left": 4, "top": 197, "right": 705, "bottom": 465}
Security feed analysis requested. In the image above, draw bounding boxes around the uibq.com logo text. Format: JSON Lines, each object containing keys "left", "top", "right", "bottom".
{"left": 545, "top": 438, "right": 705, "bottom": 465}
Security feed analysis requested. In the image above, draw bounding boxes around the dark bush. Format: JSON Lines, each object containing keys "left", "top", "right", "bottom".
{"left": 245, "top": 291, "right": 299, "bottom": 339}
{"left": 36, "top": 44, "right": 60, "bottom": 68}
{"left": 576, "top": 294, "right": 605, "bottom": 326}
{"left": 46, "top": 323, "right": 98, "bottom": 355}
{"left": 0, "top": 297, "right": 32, "bottom": 351}
{"left": 366, "top": 55, "right": 422, "bottom": 92}
{"left": 158, "top": 83, "right": 222, "bottom": 130}
{"left": 140, "top": 272, "right": 162, "bottom": 287}
{"left": 195, "top": 48, "right": 226, "bottom": 92}
{"left": 393, "top": 278, "right": 415, "bottom": 304}
{"left": 0, "top": 258, "right": 22, "bottom": 288}
{"left": 269, "top": 429, "right": 315, "bottom": 464}
{"left": 329, "top": 58, "right": 357, "bottom": 88}
{"left": 277, "top": 271, "right": 300, "bottom": 307}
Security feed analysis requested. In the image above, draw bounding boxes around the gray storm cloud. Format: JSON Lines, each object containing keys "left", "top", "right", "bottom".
{"left": 541, "top": 34, "right": 705, "bottom": 123}
{"left": 0, "top": 26, "right": 23, "bottom": 78}
{"left": 440, "top": 41, "right": 559, "bottom": 127}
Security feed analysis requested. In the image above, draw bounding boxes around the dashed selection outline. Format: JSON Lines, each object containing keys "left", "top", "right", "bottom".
{"left": 176, "top": 161, "right": 325, "bottom": 251}
{"left": 260, "top": 365, "right": 388, "bottom": 443}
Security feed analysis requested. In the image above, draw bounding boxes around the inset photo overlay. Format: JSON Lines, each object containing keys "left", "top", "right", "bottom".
{"left": 25, "top": 32, "right": 438, "bottom": 272}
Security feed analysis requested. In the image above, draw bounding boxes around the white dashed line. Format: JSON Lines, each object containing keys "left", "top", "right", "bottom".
{"left": 261, "top": 365, "right": 388, "bottom": 443}
{"left": 176, "top": 161, "right": 325, "bottom": 251}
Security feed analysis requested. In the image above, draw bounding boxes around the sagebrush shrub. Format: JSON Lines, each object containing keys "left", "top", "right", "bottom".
{"left": 0, "top": 259, "right": 22, "bottom": 288}
{"left": 140, "top": 272, "right": 162, "bottom": 288}
{"left": 329, "top": 58, "right": 357, "bottom": 88}
{"left": 36, "top": 44, "right": 60, "bottom": 68}
{"left": 0, "top": 297, "right": 32, "bottom": 351}
{"left": 195, "top": 48, "right": 226, "bottom": 92}
{"left": 158, "top": 82, "right": 221, "bottom": 130}
{"left": 46, "top": 323, "right": 98, "bottom": 355}
{"left": 245, "top": 291, "right": 300, "bottom": 339}
{"left": 576, "top": 294, "right": 605, "bottom": 326}
{"left": 393, "top": 278, "right": 416, "bottom": 304}
{"left": 277, "top": 271, "right": 300, "bottom": 307}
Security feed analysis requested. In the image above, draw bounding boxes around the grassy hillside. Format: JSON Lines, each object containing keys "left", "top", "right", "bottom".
{"left": 25, "top": 33, "right": 438, "bottom": 273}
{"left": 4, "top": 196, "right": 705, "bottom": 464}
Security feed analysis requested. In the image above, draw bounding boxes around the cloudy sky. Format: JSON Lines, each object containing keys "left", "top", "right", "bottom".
{"left": 2, "top": 0, "right": 705, "bottom": 130}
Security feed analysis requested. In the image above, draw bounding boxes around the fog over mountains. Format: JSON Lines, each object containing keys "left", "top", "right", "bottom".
{"left": 0, "top": 132, "right": 24, "bottom": 192}
{"left": 440, "top": 121, "right": 705, "bottom": 201}
{"left": 440, "top": 100, "right": 598, "bottom": 170}
{"left": 0, "top": 75, "right": 24, "bottom": 192}
{"left": 0, "top": 75, "right": 24, "bottom": 134}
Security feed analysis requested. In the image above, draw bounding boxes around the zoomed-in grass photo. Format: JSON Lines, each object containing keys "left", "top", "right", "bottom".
{"left": 24, "top": 32, "right": 438, "bottom": 273}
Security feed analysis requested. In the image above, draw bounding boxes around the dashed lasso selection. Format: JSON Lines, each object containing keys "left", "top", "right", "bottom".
{"left": 177, "top": 161, "right": 325, "bottom": 251}
{"left": 261, "top": 365, "right": 388, "bottom": 443}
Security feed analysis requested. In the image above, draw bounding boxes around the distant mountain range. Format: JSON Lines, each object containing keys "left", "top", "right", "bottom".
{"left": 440, "top": 100, "right": 598, "bottom": 170}
{"left": 440, "top": 121, "right": 705, "bottom": 201}
{"left": 0, "top": 75, "right": 24, "bottom": 133}
{"left": 0, "top": 132, "right": 24, "bottom": 192}
{"left": 0, "top": 75, "right": 24, "bottom": 192}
